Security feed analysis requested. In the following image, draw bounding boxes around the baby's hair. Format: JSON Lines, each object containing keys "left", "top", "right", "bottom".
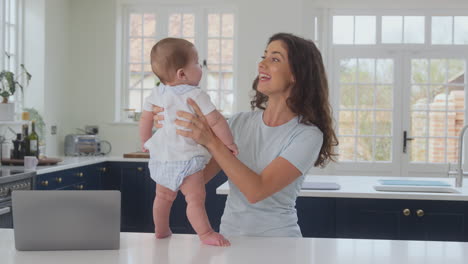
{"left": 150, "top": 38, "right": 195, "bottom": 84}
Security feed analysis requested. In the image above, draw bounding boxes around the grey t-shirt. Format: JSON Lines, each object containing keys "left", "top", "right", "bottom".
{"left": 219, "top": 111, "right": 323, "bottom": 237}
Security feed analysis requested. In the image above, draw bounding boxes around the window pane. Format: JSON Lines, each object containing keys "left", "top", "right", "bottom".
{"left": 358, "top": 85, "right": 374, "bottom": 109}
{"left": 454, "top": 16, "right": 468, "bottom": 44}
{"left": 207, "top": 71, "right": 220, "bottom": 90}
{"left": 222, "top": 14, "right": 234, "bottom": 37}
{"left": 375, "top": 137, "right": 391, "bottom": 161}
{"left": 339, "top": 137, "right": 355, "bottom": 161}
{"left": 411, "top": 111, "right": 428, "bottom": 137}
{"left": 358, "top": 59, "right": 375, "bottom": 83}
{"left": 129, "top": 90, "right": 142, "bottom": 112}
{"left": 382, "top": 16, "right": 402, "bottom": 43}
{"left": 143, "top": 13, "right": 156, "bottom": 37}
{"left": 429, "top": 85, "right": 447, "bottom": 111}
{"left": 429, "top": 138, "right": 446, "bottom": 163}
{"left": 339, "top": 59, "right": 357, "bottom": 83}
{"left": 404, "top": 16, "right": 424, "bottom": 44}
{"left": 411, "top": 85, "right": 429, "bottom": 110}
{"left": 410, "top": 138, "right": 427, "bottom": 162}
{"left": 447, "top": 137, "right": 458, "bottom": 164}
{"left": 375, "top": 85, "right": 392, "bottom": 109}
{"left": 340, "top": 85, "right": 356, "bottom": 108}
{"left": 448, "top": 59, "right": 465, "bottom": 84}
{"left": 183, "top": 14, "right": 195, "bottom": 37}
{"left": 8, "top": 26, "right": 16, "bottom": 55}
{"left": 143, "top": 38, "right": 156, "bottom": 64}
{"left": 430, "top": 59, "right": 446, "bottom": 83}
{"left": 357, "top": 137, "right": 373, "bottom": 161}
{"left": 169, "top": 14, "right": 181, "bottom": 37}
{"left": 333, "top": 16, "right": 354, "bottom": 44}
{"left": 143, "top": 73, "right": 157, "bottom": 88}
{"left": 411, "top": 59, "right": 429, "bottom": 83}
{"left": 208, "top": 39, "right": 220, "bottom": 64}
{"left": 129, "top": 38, "right": 142, "bottom": 63}
{"left": 221, "top": 39, "right": 233, "bottom": 64}
{"left": 222, "top": 72, "right": 233, "bottom": 91}
{"left": 429, "top": 111, "right": 446, "bottom": 137}
{"left": 129, "top": 64, "right": 142, "bottom": 89}
{"left": 376, "top": 59, "right": 393, "bottom": 84}
{"left": 358, "top": 111, "right": 373, "bottom": 135}
{"left": 355, "top": 16, "right": 376, "bottom": 44}
{"left": 208, "top": 14, "right": 220, "bottom": 37}
{"left": 130, "top": 13, "right": 143, "bottom": 36}
{"left": 220, "top": 92, "right": 233, "bottom": 115}
{"left": 432, "top": 16, "right": 452, "bottom": 44}
{"left": 339, "top": 111, "right": 356, "bottom": 135}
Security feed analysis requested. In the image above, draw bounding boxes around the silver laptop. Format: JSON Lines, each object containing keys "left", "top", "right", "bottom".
{"left": 12, "top": 190, "right": 121, "bottom": 251}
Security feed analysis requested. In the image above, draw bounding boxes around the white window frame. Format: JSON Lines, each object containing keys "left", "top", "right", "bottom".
{"left": 325, "top": 9, "right": 468, "bottom": 176}
{"left": 0, "top": 0, "right": 23, "bottom": 109}
{"left": 114, "top": 4, "right": 238, "bottom": 123}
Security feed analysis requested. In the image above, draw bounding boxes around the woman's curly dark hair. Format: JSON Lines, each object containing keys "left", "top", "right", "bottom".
{"left": 250, "top": 33, "right": 338, "bottom": 168}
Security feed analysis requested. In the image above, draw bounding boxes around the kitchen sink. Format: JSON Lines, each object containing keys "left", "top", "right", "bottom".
{"left": 374, "top": 185, "right": 460, "bottom": 193}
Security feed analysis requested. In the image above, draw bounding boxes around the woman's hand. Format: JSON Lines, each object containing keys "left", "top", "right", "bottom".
{"left": 152, "top": 105, "right": 164, "bottom": 129}
{"left": 175, "top": 98, "right": 218, "bottom": 149}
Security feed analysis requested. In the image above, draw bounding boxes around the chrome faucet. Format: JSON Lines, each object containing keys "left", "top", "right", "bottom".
{"left": 455, "top": 125, "right": 468, "bottom": 187}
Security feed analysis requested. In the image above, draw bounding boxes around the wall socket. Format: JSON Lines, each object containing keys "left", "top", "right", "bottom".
{"left": 85, "top": 125, "right": 99, "bottom": 135}
{"left": 51, "top": 125, "right": 57, "bottom": 135}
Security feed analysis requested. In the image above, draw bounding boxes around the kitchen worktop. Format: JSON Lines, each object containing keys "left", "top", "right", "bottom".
{"left": 217, "top": 175, "right": 468, "bottom": 201}
{"left": 0, "top": 156, "right": 149, "bottom": 175}
{"left": 1, "top": 229, "right": 467, "bottom": 264}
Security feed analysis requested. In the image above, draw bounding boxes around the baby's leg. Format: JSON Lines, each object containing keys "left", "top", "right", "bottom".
{"left": 153, "top": 184, "right": 177, "bottom": 238}
{"left": 180, "top": 171, "right": 230, "bottom": 247}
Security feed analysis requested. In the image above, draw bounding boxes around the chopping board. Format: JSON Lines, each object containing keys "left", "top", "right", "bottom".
{"left": 123, "top": 152, "right": 150, "bottom": 159}
{"left": 1, "top": 158, "right": 63, "bottom": 166}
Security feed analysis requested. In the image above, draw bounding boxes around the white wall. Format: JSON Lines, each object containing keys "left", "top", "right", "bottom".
{"left": 32, "top": 0, "right": 468, "bottom": 157}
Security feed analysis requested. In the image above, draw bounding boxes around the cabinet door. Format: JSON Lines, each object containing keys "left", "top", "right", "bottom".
{"left": 296, "top": 197, "right": 336, "bottom": 238}
{"left": 119, "top": 163, "right": 148, "bottom": 232}
{"left": 336, "top": 198, "right": 405, "bottom": 240}
{"left": 401, "top": 200, "right": 468, "bottom": 242}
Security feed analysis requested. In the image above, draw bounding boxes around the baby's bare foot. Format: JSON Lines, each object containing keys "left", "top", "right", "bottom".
{"left": 155, "top": 229, "right": 172, "bottom": 239}
{"left": 200, "top": 231, "right": 230, "bottom": 247}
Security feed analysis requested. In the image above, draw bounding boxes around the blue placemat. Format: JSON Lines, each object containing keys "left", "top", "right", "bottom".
{"left": 379, "top": 180, "right": 451, "bottom": 187}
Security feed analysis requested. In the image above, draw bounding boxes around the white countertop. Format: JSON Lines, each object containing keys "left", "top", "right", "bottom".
{"left": 1, "top": 156, "right": 149, "bottom": 175}
{"left": 1, "top": 229, "right": 467, "bottom": 264}
{"left": 217, "top": 175, "right": 468, "bottom": 201}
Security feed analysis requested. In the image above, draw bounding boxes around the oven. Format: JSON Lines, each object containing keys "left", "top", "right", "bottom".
{"left": 0, "top": 169, "right": 35, "bottom": 228}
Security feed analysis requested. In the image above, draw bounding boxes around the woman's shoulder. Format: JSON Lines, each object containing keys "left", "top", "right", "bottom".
{"left": 292, "top": 120, "right": 324, "bottom": 139}
{"left": 228, "top": 111, "right": 261, "bottom": 126}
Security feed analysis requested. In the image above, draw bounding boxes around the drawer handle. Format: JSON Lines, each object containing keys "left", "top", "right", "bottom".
{"left": 55, "top": 177, "right": 62, "bottom": 183}
{"left": 137, "top": 167, "right": 143, "bottom": 172}
{"left": 75, "top": 184, "right": 84, "bottom": 190}
{"left": 403, "top": 208, "right": 411, "bottom": 216}
{"left": 99, "top": 167, "right": 107, "bottom": 173}
{"left": 75, "top": 172, "right": 84, "bottom": 177}
{"left": 41, "top": 180, "right": 49, "bottom": 187}
{"left": 416, "top": 209, "right": 424, "bottom": 218}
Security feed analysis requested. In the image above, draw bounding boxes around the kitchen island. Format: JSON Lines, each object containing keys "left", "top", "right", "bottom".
{"left": 1, "top": 229, "right": 467, "bottom": 264}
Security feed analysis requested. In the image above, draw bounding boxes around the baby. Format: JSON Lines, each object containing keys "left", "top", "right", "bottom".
{"left": 139, "top": 38, "right": 238, "bottom": 247}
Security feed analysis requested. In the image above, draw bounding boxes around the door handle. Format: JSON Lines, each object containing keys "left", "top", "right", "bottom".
{"left": 0, "top": 207, "right": 11, "bottom": 216}
{"left": 403, "top": 131, "right": 414, "bottom": 153}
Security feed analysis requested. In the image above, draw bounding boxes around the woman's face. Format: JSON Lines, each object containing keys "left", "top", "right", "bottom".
{"left": 257, "top": 40, "right": 295, "bottom": 97}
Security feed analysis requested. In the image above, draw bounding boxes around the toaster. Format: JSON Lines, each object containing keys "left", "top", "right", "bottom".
{"left": 64, "top": 134, "right": 103, "bottom": 156}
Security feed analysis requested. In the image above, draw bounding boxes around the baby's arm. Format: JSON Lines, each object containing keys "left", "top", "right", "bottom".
{"left": 139, "top": 110, "right": 154, "bottom": 152}
{"left": 205, "top": 110, "right": 238, "bottom": 155}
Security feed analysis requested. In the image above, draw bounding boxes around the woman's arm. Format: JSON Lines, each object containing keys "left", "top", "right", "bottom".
{"left": 176, "top": 99, "right": 302, "bottom": 204}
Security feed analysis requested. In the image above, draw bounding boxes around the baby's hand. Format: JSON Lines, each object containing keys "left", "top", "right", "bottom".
{"left": 141, "top": 143, "right": 149, "bottom": 153}
{"left": 227, "top": 143, "right": 239, "bottom": 156}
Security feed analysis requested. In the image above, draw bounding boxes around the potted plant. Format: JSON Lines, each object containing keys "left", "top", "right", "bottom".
{"left": 0, "top": 53, "right": 32, "bottom": 121}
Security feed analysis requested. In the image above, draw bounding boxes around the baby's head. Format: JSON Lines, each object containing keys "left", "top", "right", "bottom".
{"left": 150, "top": 38, "right": 202, "bottom": 86}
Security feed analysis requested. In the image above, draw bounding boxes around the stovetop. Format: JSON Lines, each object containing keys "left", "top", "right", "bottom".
{"left": 0, "top": 169, "right": 35, "bottom": 202}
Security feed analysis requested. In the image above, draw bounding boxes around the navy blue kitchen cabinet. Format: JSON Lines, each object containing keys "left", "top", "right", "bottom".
{"left": 296, "top": 197, "right": 336, "bottom": 238}
{"left": 205, "top": 171, "right": 228, "bottom": 232}
{"left": 335, "top": 198, "right": 468, "bottom": 242}
{"left": 34, "top": 164, "right": 106, "bottom": 190}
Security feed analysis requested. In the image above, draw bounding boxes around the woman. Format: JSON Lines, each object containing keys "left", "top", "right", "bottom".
{"left": 154, "top": 32, "right": 338, "bottom": 237}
